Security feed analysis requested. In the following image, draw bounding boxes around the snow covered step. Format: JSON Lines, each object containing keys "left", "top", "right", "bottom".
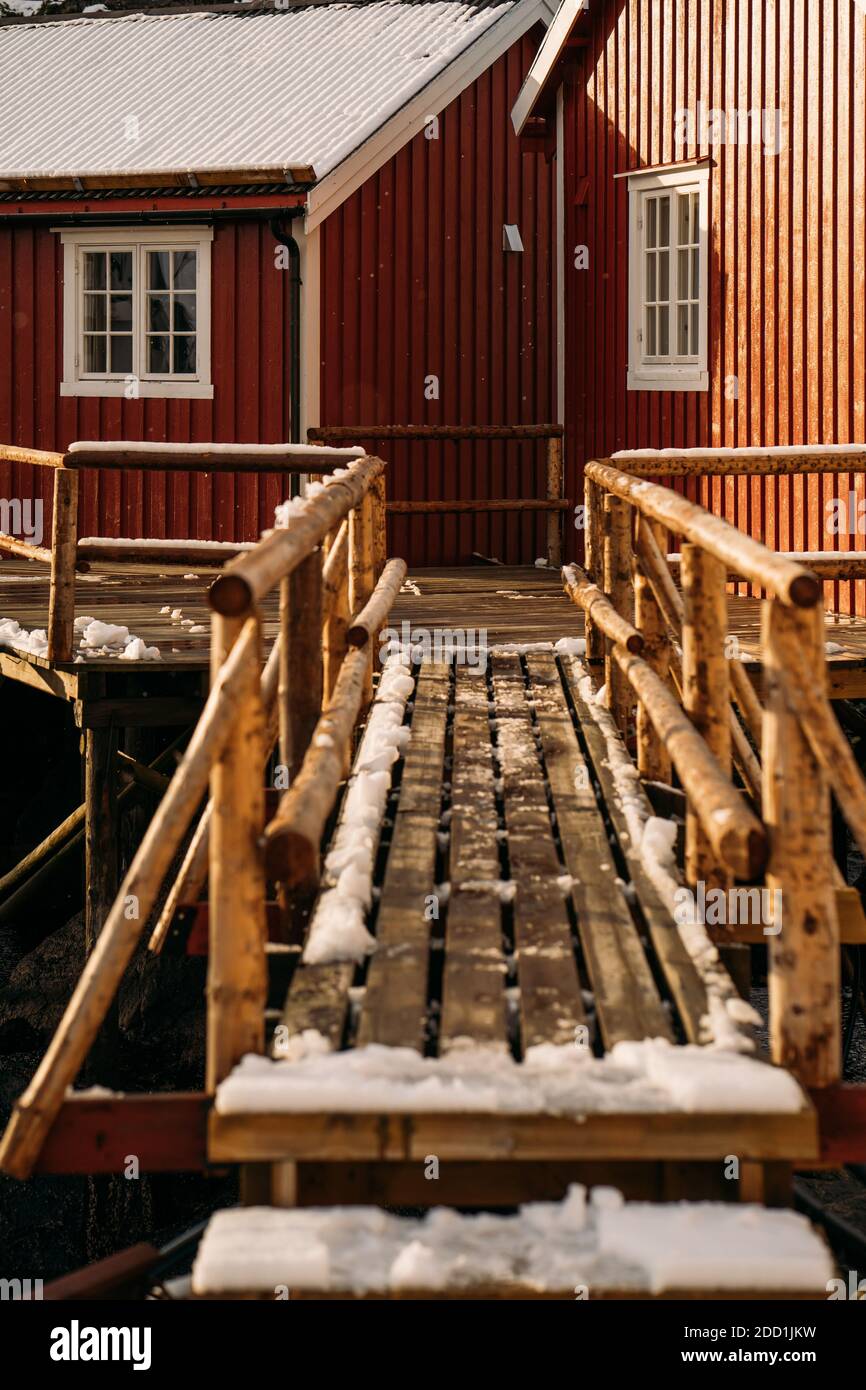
{"left": 190, "top": 1189, "right": 835, "bottom": 1300}
{"left": 208, "top": 1038, "right": 818, "bottom": 1165}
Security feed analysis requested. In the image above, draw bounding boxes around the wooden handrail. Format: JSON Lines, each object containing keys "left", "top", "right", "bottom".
{"left": 611, "top": 445, "right": 866, "bottom": 476}
{"left": 586, "top": 460, "right": 821, "bottom": 607}
{"left": 308, "top": 423, "right": 564, "bottom": 441}
{"left": 0, "top": 444, "right": 65, "bottom": 468}
{"left": 62, "top": 442, "right": 364, "bottom": 472}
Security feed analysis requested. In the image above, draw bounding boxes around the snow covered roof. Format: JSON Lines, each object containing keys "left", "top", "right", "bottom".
{"left": 0, "top": 3, "right": 535, "bottom": 190}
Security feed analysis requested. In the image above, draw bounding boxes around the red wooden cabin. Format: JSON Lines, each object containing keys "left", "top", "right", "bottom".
{"left": 514, "top": 0, "right": 866, "bottom": 612}
{"left": 0, "top": 0, "right": 557, "bottom": 565}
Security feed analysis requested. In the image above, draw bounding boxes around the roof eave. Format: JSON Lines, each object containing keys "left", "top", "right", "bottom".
{"left": 511, "top": 0, "right": 591, "bottom": 136}
{"left": 0, "top": 165, "right": 316, "bottom": 195}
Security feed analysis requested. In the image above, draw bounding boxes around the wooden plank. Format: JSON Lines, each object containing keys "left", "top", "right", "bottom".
{"left": 524, "top": 652, "right": 671, "bottom": 1048}
{"left": 208, "top": 1105, "right": 818, "bottom": 1164}
{"left": 357, "top": 663, "right": 449, "bottom": 1049}
{"left": 809, "top": 1085, "right": 866, "bottom": 1164}
{"left": 491, "top": 653, "right": 585, "bottom": 1050}
{"left": 279, "top": 962, "right": 354, "bottom": 1052}
{"left": 439, "top": 664, "right": 507, "bottom": 1052}
{"left": 560, "top": 655, "right": 713, "bottom": 1045}
{"left": 35, "top": 1093, "right": 209, "bottom": 1173}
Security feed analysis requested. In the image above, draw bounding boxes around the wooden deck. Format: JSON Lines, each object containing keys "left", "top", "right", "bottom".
{"left": 4, "top": 558, "right": 866, "bottom": 695}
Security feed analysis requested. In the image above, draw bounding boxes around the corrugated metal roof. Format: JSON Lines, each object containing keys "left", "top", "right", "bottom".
{"left": 0, "top": 4, "right": 517, "bottom": 182}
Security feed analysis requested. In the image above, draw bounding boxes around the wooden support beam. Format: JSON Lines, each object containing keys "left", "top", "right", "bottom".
{"left": 603, "top": 494, "right": 634, "bottom": 735}
{"left": 562, "top": 563, "right": 644, "bottom": 653}
{"left": 681, "top": 545, "right": 731, "bottom": 891}
{"left": 47, "top": 467, "right": 78, "bottom": 664}
{"left": 263, "top": 647, "right": 370, "bottom": 886}
{"left": 207, "top": 612, "right": 267, "bottom": 1093}
{"left": 349, "top": 489, "right": 376, "bottom": 716}
{"left": 35, "top": 1093, "right": 209, "bottom": 1174}
{"left": 280, "top": 550, "right": 323, "bottom": 783}
{"left": 546, "top": 434, "right": 564, "bottom": 567}
{"left": 763, "top": 601, "right": 840, "bottom": 1087}
{"left": 633, "top": 518, "right": 672, "bottom": 784}
{"left": 85, "top": 727, "right": 119, "bottom": 956}
{"left": 613, "top": 646, "right": 767, "bottom": 879}
{"left": 583, "top": 475, "right": 604, "bottom": 661}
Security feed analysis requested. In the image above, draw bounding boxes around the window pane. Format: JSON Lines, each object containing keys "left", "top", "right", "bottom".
{"left": 148, "top": 335, "right": 170, "bottom": 374}
{"left": 646, "top": 253, "right": 656, "bottom": 302}
{"left": 110, "top": 251, "right": 133, "bottom": 290}
{"left": 677, "top": 193, "right": 691, "bottom": 245}
{"left": 173, "top": 336, "right": 196, "bottom": 374}
{"left": 691, "top": 304, "right": 699, "bottom": 355}
{"left": 173, "top": 294, "right": 197, "bottom": 332}
{"left": 83, "top": 252, "right": 106, "bottom": 290}
{"left": 646, "top": 199, "right": 657, "bottom": 249}
{"left": 173, "top": 250, "right": 196, "bottom": 290}
{"left": 659, "top": 306, "right": 670, "bottom": 356}
{"left": 677, "top": 303, "right": 689, "bottom": 355}
{"left": 110, "top": 294, "right": 132, "bottom": 330}
{"left": 148, "top": 294, "right": 170, "bottom": 332}
{"left": 678, "top": 250, "right": 689, "bottom": 300}
{"left": 659, "top": 196, "right": 670, "bottom": 248}
{"left": 148, "top": 251, "right": 170, "bottom": 290}
{"left": 691, "top": 247, "right": 699, "bottom": 298}
{"left": 110, "top": 335, "right": 133, "bottom": 374}
{"left": 84, "top": 293, "right": 106, "bottom": 332}
{"left": 84, "top": 336, "right": 106, "bottom": 372}
{"left": 658, "top": 250, "right": 669, "bottom": 302}
{"left": 646, "top": 306, "right": 657, "bottom": 356}
{"left": 691, "top": 192, "right": 700, "bottom": 240}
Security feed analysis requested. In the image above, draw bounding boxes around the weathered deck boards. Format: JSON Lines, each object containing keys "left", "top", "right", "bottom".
{"left": 240, "top": 647, "right": 819, "bottom": 1174}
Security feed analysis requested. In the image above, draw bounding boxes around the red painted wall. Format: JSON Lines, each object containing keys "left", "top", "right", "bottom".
{"left": 562, "top": 0, "right": 866, "bottom": 613}
{"left": 320, "top": 33, "right": 557, "bottom": 566}
{"left": 0, "top": 218, "right": 296, "bottom": 543}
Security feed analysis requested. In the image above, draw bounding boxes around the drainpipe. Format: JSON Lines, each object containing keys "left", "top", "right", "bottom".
{"left": 269, "top": 218, "right": 301, "bottom": 447}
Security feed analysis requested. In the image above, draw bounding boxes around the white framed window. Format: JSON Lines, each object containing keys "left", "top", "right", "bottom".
{"left": 57, "top": 227, "right": 213, "bottom": 399}
{"left": 626, "top": 166, "right": 709, "bottom": 392}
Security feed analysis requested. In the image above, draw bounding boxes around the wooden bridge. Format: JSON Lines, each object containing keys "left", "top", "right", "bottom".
{"left": 2, "top": 439, "right": 866, "bottom": 1299}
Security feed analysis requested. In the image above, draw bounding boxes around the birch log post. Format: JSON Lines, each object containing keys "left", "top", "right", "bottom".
{"left": 47, "top": 468, "right": 79, "bottom": 664}
{"left": 583, "top": 475, "right": 604, "bottom": 662}
{"left": 763, "top": 600, "right": 840, "bottom": 1087}
{"left": 634, "top": 517, "right": 672, "bottom": 783}
{"left": 207, "top": 612, "right": 267, "bottom": 1093}
{"left": 546, "top": 434, "right": 564, "bottom": 568}
{"left": 280, "top": 549, "right": 323, "bottom": 783}
{"left": 681, "top": 545, "right": 731, "bottom": 891}
{"left": 349, "top": 490, "right": 376, "bottom": 716}
{"left": 603, "top": 493, "right": 634, "bottom": 735}
{"left": 322, "top": 522, "right": 350, "bottom": 701}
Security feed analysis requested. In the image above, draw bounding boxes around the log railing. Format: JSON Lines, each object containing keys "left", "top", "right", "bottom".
{"left": 307, "top": 423, "right": 566, "bottom": 567}
{"left": 0, "top": 440, "right": 366, "bottom": 666}
{"left": 0, "top": 451, "right": 402, "bottom": 1180}
{"left": 575, "top": 449, "right": 866, "bottom": 1091}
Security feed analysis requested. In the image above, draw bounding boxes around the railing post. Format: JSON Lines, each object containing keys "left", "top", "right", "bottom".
{"left": 370, "top": 469, "right": 388, "bottom": 673}
{"left": 762, "top": 600, "right": 840, "bottom": 1087}
{"left": 207, "top": 611, "right": 267, "bottom": 1093}
{"left": 47, "top": 468, "right": 78, "bottom": 664}
{"left": 546, "top": 433, "right": 563, "bottom": 568}
{"left": 323, "top": 523, "right": 350, "bottom": 704}
{"left": 584, "top": 474, "right": 604, "bottom": 662}
{"left": 279, "top": 550, "right": 324, "bottom": 783}
{"left": 634, "top": 515, "right": 672, "bottom": 783}
{"left": 349, "top": 486, "right": 376, "bottom": 715}
{"left": 681, "top": 544, "right": 731, "bottom": 891}
{"left": 603, "top": 493, "right": 634, "bottom": 735}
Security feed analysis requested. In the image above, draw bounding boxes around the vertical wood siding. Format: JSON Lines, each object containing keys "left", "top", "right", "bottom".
{"left": 320, "top": 34, "right": 557, "bottom": 566}
{"left": 0, "top": 219, "right": 296, "bottom": 543}
{"left": 563, "top": 0, "right": 866, "bottom": 613}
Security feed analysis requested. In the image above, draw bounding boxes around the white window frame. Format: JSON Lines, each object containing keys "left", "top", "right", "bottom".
{"left": 57, "top": 226, "right": 213, "bottom": 399}
{"left": 627, "top": 166, "right": 709, "bottom": 392}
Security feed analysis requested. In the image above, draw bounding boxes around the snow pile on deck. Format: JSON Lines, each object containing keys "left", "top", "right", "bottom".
{"left": 0, "top": 617, "right": 48, "bottom": 656}
{"left": 299, "top": 656, "right": 414, "bottom": 968}
{"left": 217, "top": 1036, "right": 805, "bottom": 1116}
{"left": 191, "top": 1191, "right": 832, "bottom": 1295}
{"left": 74, "top": 616, "right": 161, "bottom": 661}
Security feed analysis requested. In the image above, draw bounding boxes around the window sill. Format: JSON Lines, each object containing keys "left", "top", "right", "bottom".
{"left": 60, "top": 380, "right": 214, "bottom": 401}
{"left": 627, "top": 370, "right": 709, "bottom": 393}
